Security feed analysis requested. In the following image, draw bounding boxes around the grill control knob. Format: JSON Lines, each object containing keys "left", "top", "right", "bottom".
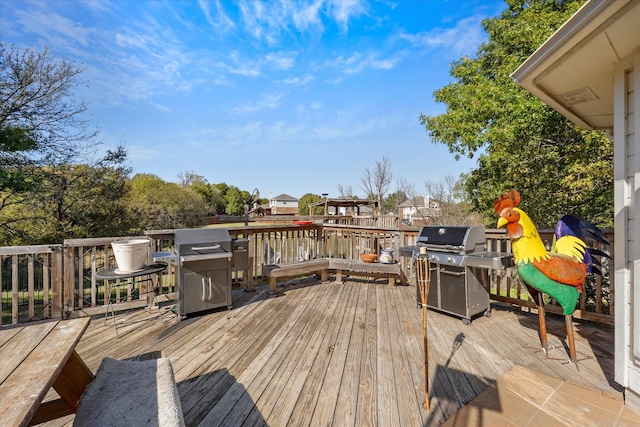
{"left": 430, "top": 255, "right": 438, "bottom": 261}
{"left": 447, "top": 256, "right": 454, "bottom": 263}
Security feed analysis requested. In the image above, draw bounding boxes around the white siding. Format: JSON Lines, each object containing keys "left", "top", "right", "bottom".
{"left": 614, "top": 59, "right": 632, "bottom": 387}
{"left": 629, "top": 66, "right": 640, "bottom": 360}
{"left": 617, "top": 55, "right": 640, "bottom": 403}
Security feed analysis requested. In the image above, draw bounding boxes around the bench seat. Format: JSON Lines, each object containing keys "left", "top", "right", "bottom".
{"left": 262, "top": 258, "right": 404, "bottom": 292}
{"left": 262, "top": 259, "right": 329, "bottom": 293}
{"left": 73, "top": 356, "right": 184, "bottom": 427}
{"left": 328, "top": 259, "right": 403, "bottom": 286}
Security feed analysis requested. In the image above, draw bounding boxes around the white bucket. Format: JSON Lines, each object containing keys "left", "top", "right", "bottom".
{"left": 111, "top": 239, "right": 149, "bottom": 273}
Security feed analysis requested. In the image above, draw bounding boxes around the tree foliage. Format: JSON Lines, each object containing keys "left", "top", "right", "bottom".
{"left": 127, "top": 174, "right": 207, "bottom": 231}
{"left": 298, "top": 193, "right": 323, "bottom": 215}
{"left": 0, "top": 155, "right": 132, "bottom": 245}
{"left": 420, "top": 0, "right": 613, "bottom": 228}
{"left": 1, "top": 42, "right": 99, "bottom": 166}
{"left": 178, "top": 171, "right": 224, "bottom": 215}
{"left": 0, "top": 42, "right": 132, "bottom": 244}
{"left": 223, "top": 186, "right": 252, "bottom": 215}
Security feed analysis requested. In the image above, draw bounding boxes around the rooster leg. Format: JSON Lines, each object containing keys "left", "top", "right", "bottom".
{"left": 537, "top": 293, "right": 548, "bottom": 357}
{"left": 565, "top": 315, "right": 579, "bottom": 369}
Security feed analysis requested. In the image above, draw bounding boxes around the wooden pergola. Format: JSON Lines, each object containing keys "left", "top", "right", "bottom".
{"left": 308, "top": 198, "right": 379, "bottom": 216}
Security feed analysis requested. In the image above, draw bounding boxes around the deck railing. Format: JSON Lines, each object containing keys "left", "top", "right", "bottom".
{"left": 1, "top": 222, "right": 613, "bottom": 326}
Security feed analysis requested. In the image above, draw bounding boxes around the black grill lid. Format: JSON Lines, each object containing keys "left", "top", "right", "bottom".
{"left": 416, "top": 225, "right": 486, "bottom": 253}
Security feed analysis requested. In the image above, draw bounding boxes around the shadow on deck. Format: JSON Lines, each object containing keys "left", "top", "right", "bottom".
{"left": 42, "top": 278, "right": 624, "bottom": 426}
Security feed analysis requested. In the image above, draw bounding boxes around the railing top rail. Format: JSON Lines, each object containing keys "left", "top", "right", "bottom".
{"left": 321, "top": 223, "right": 404, "bottom": 232}
{"left": 64, "top": 236, "right": 148, "bottom": 247}
{"left": 145, "top": 224, "right": 324, "bottom": 238}
{"left": 0, "top": 245, "right": 63, "bottom": 255}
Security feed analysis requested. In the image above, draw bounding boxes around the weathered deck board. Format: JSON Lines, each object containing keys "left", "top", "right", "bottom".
{"left": 37, "top": 278, "right": 621, "bottom": 427}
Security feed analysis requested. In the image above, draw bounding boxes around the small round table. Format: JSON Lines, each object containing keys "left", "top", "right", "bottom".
{"left": 96, "top": 264, "right": 167, "bottom": 337}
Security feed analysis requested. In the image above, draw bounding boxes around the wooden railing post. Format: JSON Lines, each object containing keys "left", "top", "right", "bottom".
{"left": 247, "top": 235, "right": 255, "bottom": 290}
{"left": 51, "top": 248, "right": 64, "bottom": 319}
{"left": 63, "top": 245, "right": 75, "bottom": 319}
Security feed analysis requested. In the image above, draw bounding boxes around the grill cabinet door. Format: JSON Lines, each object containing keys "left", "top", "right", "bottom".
{"left": 180, "top": 258, "right": 231, "bottom": 316}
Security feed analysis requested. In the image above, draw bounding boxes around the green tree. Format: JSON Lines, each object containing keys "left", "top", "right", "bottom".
{"left": 298, "top": 193, "right": 323, "bottom": 215}
{"left": 0, "top": 126, "right": 37, "bottom": 192}
{"left": 127, "top": 174, "right": 207, "bottom": 230}
{"left": 0, "top": 42, "right": 104, "bottom": 171}
{"left": 223, "top": 186, "right": 252, "bottom": 215}
{"left": 419, "top": 0, "right": 612, "bottom": 228}
{"left": 178, "top": 171, "right": 223, "bottom": 215}
{"left": 0, "top": 154, "right": 132, "bottom": 245}
{"left": 0, "top": 42, "right": 130, "bottom": 243}
{"left": 382, "top": 191, "right": 407, "bottom": 215}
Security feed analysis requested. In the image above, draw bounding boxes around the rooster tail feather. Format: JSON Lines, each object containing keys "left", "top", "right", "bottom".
{"left": 589, "top": 266, "right": 604, "bottom": 276}
{"left": 588, "top": 248, "right": 610, "bottom": 259}
{"left": 554, "top": 214, "right": 610, "bottom": 275}
{"left": 555, "top": 215, "right": 610, "bottom": 246}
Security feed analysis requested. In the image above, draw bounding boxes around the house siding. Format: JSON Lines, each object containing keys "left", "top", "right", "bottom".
{"left": 614, "top": 54, "right": 640, "bottom": 410}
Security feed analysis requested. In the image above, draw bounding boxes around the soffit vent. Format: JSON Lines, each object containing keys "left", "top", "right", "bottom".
{"left": 557, "top": 86, "right": 599, "bottom": 106}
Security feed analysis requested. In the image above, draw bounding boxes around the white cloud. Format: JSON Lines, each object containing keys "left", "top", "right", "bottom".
{"left": 289, "top": 1, "right": 324, "bottom": 31}
{"left": 281, "top": 75, "right": 315, "bottom": 86}
{"left": 325, "top": 51, "right": 401, "bottom": 74}
{"left": 198, "top": 0, "right": 235, "bottom": 33}
{"left": 398, "top": 15, "right": 486, "bottom": 57}
{"left": 216, "top": 51, "right": 262, "bottom": 77}
{"left": 13, "top": 7, "right": 95, "bottom": 49}
{"left": 234, "top": 93, "right": 283, "bottom": 113}
{"left": 326, "top": 0, "right": 368, "bottom": 33}
{"left": 265, "top": 53, "right": 296, "bottom": 70}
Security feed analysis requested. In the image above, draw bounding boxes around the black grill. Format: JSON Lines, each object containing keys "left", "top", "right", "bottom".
{"left": 400, "top": 225, "right": 513, "bottom": 324}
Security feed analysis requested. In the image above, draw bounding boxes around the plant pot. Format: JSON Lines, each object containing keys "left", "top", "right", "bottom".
{"left": 360, "top": 253, "right": 378, "bottom": 263}
{"left": 111, "top": 239, "right": 149, "bottom": 273}
{"left": 380, "top": 248, "right": 394, "bottom": 264}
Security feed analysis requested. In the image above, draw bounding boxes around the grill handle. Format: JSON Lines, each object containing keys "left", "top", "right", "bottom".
{"left": 192, "top": 245, "right": 221, "bottom": 251}
{"left": 202, "top": 277, "right": 206, "bottom": 301}
{"left": 439, "top": 269, "right": 466, "bottom": 277}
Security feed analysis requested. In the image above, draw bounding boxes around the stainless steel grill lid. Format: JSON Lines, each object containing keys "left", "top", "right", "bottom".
{"left": 175, "top": 228, "right": 231, "bottom": 254}
{"left": 174, "top": 228, "right": 232, "bottom": 264}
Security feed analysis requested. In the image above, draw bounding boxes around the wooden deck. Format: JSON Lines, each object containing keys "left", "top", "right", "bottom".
{"left": 38, "top": 278, "right": 621, "bottom": 426}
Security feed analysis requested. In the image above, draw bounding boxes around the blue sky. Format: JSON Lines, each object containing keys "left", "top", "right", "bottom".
{"left": 1, "top": 0, "right": 505, "bottom": 200}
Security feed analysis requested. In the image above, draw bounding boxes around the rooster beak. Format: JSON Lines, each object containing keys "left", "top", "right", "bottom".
{"left": 497, "top": 217, "right": 508, "bottom": 228}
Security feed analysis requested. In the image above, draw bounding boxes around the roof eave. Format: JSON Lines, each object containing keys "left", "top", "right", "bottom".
{"left": 510, "top": 0, "right": 632, "bottom": 131}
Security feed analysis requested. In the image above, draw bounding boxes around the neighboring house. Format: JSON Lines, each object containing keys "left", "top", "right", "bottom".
{"left": 269, "top": 193, "right": 299, "bottom": 215}
{"left": 398, "top": 196, "right": 440, "bottom": 226}
{"left": 511, "top": 0, "right": 640, "bottom": 412}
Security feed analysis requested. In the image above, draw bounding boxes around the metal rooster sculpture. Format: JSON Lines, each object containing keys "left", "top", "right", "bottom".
{"left": 494, "top": 190, "right": 609, "bottom": 366}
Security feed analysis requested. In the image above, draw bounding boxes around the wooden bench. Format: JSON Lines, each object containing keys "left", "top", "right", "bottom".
{"left": 328, "top": 259, "right": 404, "bottom": 286}
{"left": 73, "top": 351, "right": 184, "bottom": 427}
{"left": 262, "top": 258, "right": 405, "bottom": 293}
{"left": 262, "top": 259, "right": 329, "bottom": 293}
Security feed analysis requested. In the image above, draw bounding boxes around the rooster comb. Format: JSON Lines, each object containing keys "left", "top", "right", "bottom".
{"left": 494, "top": 189, "right": 520, "bottom": 214}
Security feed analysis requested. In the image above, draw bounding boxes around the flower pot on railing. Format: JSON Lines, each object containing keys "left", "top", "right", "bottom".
{"left": 111, "top": 238, "right": 149, "bottom": 273}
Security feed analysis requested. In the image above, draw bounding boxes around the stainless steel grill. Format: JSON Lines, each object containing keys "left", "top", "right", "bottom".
{"left": 400, "top": 225, "right": 513, "bottom": 324}
{"left": 155, "top": 228, "right": 234, "bottom": 319}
